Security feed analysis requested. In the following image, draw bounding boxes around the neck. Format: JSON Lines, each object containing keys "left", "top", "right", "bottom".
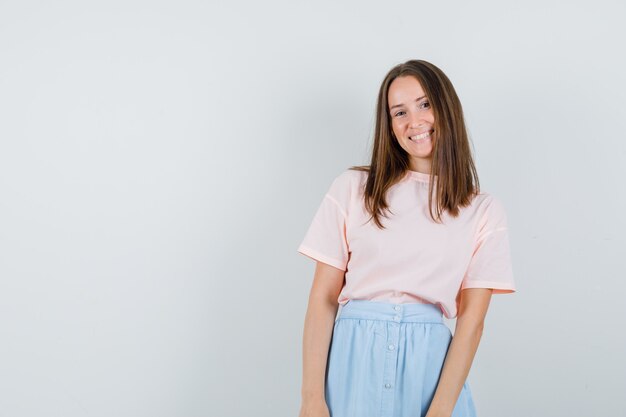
{"left": 409, "top": 159, "right": 432, "bottom": 174}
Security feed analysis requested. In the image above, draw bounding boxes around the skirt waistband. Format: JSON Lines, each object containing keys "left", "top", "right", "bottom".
{"left": 338, "top": 299, "right": 443, "bottom": 324}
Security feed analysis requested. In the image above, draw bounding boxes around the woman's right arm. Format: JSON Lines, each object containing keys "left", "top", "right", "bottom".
{"left": 298, "top": 261, "right": 345, "bottom": 417}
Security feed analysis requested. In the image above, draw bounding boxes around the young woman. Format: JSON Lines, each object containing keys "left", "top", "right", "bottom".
{"left": 297, "top": 59, "right": 516, "bottom": 417}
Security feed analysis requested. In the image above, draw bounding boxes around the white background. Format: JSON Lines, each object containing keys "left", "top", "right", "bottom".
{"left": 1, "top": 1, "right": 625, "bottom": 416}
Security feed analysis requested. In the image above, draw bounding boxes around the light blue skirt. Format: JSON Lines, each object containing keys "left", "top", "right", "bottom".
{"left": 325, "top": 299, "right": 477, "bottom": 417}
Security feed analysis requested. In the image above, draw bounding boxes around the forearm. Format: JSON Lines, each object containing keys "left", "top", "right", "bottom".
{"left": 427, "top": 321, "right": 484, "bottom": 417}
{"left": 301, "top": 294, "right": 339, "bottom": 402}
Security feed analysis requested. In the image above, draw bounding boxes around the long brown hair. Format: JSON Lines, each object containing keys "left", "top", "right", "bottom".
{"left": 349, "top": 59, "right": 481, "bottom": 229}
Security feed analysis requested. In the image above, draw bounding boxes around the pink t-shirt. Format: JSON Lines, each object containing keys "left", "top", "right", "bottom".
{"left": 297, "top": 168, "right": 516, "bottom": 319}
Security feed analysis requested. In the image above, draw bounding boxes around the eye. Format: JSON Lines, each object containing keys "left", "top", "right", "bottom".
{"left": 419, "top": 101, "right": 430, "bottom": 109}
{"left": 394, "top": 110, "right": 405, "bottom": 117}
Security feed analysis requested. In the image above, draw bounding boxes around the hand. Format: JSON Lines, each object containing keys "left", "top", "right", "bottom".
{"left": 298, "top": 398, "right": 330, "bottom": 417}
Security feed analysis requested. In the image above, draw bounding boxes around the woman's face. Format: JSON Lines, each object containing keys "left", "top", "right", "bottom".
{"left": 388, "top": 75, "right": 435, "bottom": 172}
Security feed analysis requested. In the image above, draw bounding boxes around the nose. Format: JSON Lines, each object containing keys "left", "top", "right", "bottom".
{"left": 409, "top": 111, "right": 426, "bottom": 129}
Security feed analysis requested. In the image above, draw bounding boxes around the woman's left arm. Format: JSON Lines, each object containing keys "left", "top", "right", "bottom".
{"left": 425, "top": 288, "right": 493, "bottom": 417}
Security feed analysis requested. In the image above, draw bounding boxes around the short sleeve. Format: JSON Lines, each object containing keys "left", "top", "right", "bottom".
{"left": 461, "top": 195, "right": 516, "bottom": 294}
{"left": 297, "top": 174, "right": 350, "bottom": 271}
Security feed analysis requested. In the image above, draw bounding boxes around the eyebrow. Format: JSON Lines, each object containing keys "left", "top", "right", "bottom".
{"left": 389, "top": 95, "right": 427, "bottom": 111}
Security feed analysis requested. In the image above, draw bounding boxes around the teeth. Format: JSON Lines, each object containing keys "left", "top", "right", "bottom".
{"left": 409, "top": 131, "right": 432, "bottom": 141}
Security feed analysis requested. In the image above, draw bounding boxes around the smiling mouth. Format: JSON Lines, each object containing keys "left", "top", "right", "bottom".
{"left": 409, "top": 130, "right": 434, "bottom": 142}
